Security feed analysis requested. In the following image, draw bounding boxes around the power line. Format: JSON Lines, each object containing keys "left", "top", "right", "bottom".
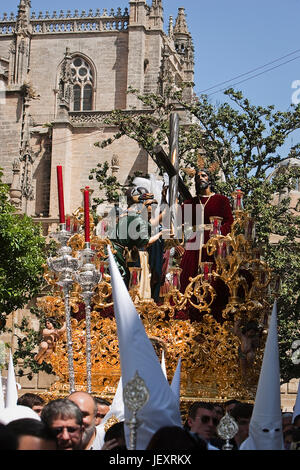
{"left": 206, "top": 54, "right": 300, "bottom": 97}
{"left": 198, "top": 48, "right": 300, "bottom": 94}
{"left": 31, "top": 50, "right": 300, "bottom": 147}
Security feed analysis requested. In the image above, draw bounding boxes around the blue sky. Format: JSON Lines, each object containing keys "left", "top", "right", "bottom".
{"left": 5, "top": 0, "right": 300, "bottom": 150}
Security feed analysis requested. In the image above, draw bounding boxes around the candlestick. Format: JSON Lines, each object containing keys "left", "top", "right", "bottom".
{"left": 56, "top": 165, "right": 65, "bottom": 224}
{"left": 84, "top": 187, "right": 90, "bottom": 242}
{"left": 75, "top": 244, "right": 101, "bottom": 393}
{"left": 47, "top": 226, "right": 79, "bottom": 393}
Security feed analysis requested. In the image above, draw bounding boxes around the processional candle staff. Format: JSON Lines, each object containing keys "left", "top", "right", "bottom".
{"left": 123, "top": 371, "right": 150, "bottom": 450}
{"left": 47, "top": 166, "right": 79, "bottom": 393}
{"left": 76, "top": 187, "right": 101, "bottom": 393}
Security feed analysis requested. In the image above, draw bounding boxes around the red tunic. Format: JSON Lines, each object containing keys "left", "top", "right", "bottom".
{"left": 179, "top": 193, "right": 234, "bottom": 322}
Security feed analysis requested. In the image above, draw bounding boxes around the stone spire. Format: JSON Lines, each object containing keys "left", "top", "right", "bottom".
{"left": 174, "top": 7, "right": 190, "bottom": 36}
{"left": 173, "top": 7, "right": 194, "bottom": 101}
{"left": 149, "top": 0, "right": 163, "bottom": 30}
{"left": 8, "top": 0, "right": 32, "bottom": 85}
{"left": 173, "top": 7, "right": 193, "bottom": 60}
{"left": 168, "top": 15, "right": 174, "bottom": 39}
{"left": 16, "top": 0, "right": 32, "bottom": 36}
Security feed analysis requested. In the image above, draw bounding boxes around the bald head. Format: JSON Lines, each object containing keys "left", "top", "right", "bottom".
{"left": 68, "top": 392, "right": 97, "bottom": 449}
{"left": 68, "top": 392, "right": 97, "bottom": 418}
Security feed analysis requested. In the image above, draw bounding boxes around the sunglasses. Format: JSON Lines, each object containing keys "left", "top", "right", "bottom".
{"left": 197, "top": 415, "right": 219, "bottom": 426}
{"left": 51, "top": 426, "right": 81, "bottom": 436}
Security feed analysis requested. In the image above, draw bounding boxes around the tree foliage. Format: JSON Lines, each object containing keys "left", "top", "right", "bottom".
{"left": 0, "top": 170, "right": 46, "bottom": 325}
{"left": 92, "top": 86, "right": 300, "bottom": 382}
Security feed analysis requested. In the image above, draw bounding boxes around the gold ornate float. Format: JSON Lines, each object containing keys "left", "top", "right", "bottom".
{"left": 36, "top": 198, "right": 278, "bottom": 406}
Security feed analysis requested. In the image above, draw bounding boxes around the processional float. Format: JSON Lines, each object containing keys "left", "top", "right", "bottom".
{"left": 36, "top": 120, "right": 280, "bottom": 449}
{"left": 37, "top": 168, "right": 279, "bottom": 407}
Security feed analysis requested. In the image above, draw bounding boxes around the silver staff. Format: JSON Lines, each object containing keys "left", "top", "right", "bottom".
{"left": 47, "top": 223, "right": 80, "bottom": 393}
{"left": 75, "top": 242, "right": 101, "bottom": 393}
{"left": 217, "top": 411, "right": 239, "bottom": 450}
{"left": 123, "top": 371, "right": 150, "bottom": 450}
{"left": 169, "top": 112, "right": 180, "bottom": 238}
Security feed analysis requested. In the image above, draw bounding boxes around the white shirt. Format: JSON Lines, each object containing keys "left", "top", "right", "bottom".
{"left": 88, "top": 427, "right": 104, "bottom": 450}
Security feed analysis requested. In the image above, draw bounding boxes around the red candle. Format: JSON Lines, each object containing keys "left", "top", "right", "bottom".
{"left": 204, "top": 263, "right": 209, "bottom": 280}
{"left": 84, "top": 187, "right": 90, "bottom": 242}
{"left": 213, "top": 218, "right": 219, "bottom": 235}
{"left": 66, "top": 215, "right": 71, "bottom": 231}
{"left": 56, "top": 166, "right": 65, "bottom": 224}
{"left": 132, "top": 270, "right": 137, "bottom": 286}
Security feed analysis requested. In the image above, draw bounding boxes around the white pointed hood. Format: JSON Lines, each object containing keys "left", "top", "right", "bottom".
{"left": 292, "top": 381, "right": 300, "bottom": 423}
{"left": 5, "top": 350, "right": 18, "bottom": 408}
{"left": 161, "top": 350, "right": 167, "bottom": 379}
{"left": 107, "top": 245, "right": 182, "bottom": 450}
{"left": 0, "top": 405, "right": 40, "bottom": 425}
{"left": 96, "top": 377, "right": 125, "bottom": 447}
{"left": 240, "top": 301, "right": 284, "bottom": 450}
{"left": 171, "top": 357, "right": 181, "bottom": 404}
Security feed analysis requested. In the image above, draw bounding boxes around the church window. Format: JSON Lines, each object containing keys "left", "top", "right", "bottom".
{"left": 71, "top": 57, "right": 94, "bottom": 111}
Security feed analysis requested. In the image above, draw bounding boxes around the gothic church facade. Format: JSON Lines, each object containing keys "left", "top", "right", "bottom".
{"left": 0, "top": 0, "right": 194, "bottom": 231}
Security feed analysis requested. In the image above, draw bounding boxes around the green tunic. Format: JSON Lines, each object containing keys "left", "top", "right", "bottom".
{"left": 108, "top": 209, "right": 151, "bottom": 286}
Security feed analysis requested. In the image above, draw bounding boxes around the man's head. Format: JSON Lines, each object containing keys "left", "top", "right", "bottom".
{"left": 282, "top": 412, "right": 294, "bottom": 432}
{"left": 94, "top": 397, "right": 111, "bottom": 425}
{"left": 104, "top": 421, "right": 126, "bottom": 450}
{"left": 213, "top": 403, "right": 224, "bottom": 422}
{"left": 41, "top": 398, "right": 83, "bottom": 450}
{"left": 224, "top": 399, "right": 240, "bottom": 415}
{"left": 6, "top": 418, "right": 57, "bottom": 450}
{"left": 187, "top": 402, "right": 218, "bottom": 441}
{"left": 68, "top": 391, "right": 97, "bottom": 449}
{"left": 17, "top": 393, "right": 45, "bottom": 417}
{"left": 125, "top": 186, "right": 157, "bottom": 217}
{"left": 195, "top": 169, "right": 212, "bottom": 195}
{"left": 230, "top": 403, "right": 253, "bottom": 446}
{"left": 242, "top": 321, "right": 259, "bottom": 338}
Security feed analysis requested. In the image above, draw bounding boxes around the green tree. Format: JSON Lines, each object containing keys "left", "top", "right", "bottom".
{"left": 92, "top": 86, "right": 300, "bottom": 382}
{"left": 0, "top": 169, "right": 46, "bottom": 327}
{"left": 0, "top": 169, "right": 58, "bottom": 377}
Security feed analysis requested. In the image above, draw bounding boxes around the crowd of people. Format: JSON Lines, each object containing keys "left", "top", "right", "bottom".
{"left": 0, "top": 165, "right": 298, "bottom": 453}
{"left": 0, "top": 392, "right": 299, "bottom": 451}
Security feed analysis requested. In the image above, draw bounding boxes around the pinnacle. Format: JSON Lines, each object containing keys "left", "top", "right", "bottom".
{"left": 174, "top": 7, "right": 190, "bottom": 35}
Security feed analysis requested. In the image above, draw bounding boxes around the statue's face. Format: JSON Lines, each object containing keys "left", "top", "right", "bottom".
{"left": 46, "top": 320, "right": 54, "bottom": 329}
{"left": 195, "top": 170, "right": 210, "bottom": 193}
{"left": 143, "top": 199, "right": 158, "bottom": 218}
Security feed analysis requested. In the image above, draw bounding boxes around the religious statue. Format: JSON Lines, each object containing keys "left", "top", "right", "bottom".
{"left": 108, "top": 185, "right": 168, "bottom": 297}
{"left": 179, "top": 157, "right": 234, "bottom": 322}
{"left": 34, "top": 318, "right": 66, "bottom": 364}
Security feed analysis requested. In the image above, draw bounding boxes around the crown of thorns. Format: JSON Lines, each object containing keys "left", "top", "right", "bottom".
{"left": 182, "top": 153, "right": 220, "bottom": 178}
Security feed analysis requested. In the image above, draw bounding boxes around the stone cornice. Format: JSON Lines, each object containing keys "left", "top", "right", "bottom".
{"left": 0, "top": 8, "right": 130, "bottom": 36}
